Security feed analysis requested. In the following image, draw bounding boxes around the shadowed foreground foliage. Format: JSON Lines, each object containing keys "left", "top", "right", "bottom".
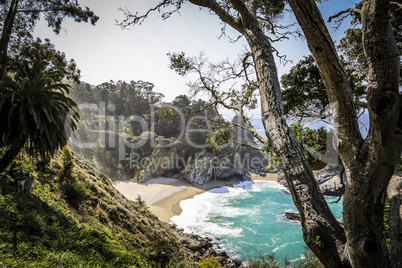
{"left": 0, "top": 148, "right": 192, "bottom": 267}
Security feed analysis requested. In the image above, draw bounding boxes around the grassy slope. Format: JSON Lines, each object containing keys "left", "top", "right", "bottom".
{"left": 0, "top": 151, "right": 192, "bottom": 268}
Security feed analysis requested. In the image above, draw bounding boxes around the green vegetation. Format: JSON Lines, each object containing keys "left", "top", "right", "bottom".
{"left": 0, "top": 60, "right": 79, "bottom": 174}
{"left": 0, "top": 150, "right": 194, "bottom": 267}
{"left": 262, "top": 124, "right": 330, "bottom": 171}
{"left": 280, "top": 55, "right": 366, "bottom": 123}
{"left": 0, "top": 0, "right": 98, "bottom": 81}
{"left": 69, "top": 81, "right": 258, "bottom": 181}
{"left": 197, "top": 256, "right": 222, "bottom": 268}
{"left": 248, "top": 252, "right": 324, "bottom": 268}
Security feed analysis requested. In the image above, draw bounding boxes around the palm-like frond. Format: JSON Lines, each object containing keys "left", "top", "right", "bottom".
{"left": 0, "top": 60, "right": 80, "bottom": 159}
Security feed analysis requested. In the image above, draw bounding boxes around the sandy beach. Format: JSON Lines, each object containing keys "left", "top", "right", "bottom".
{"left": 113, "top": 173, "right": 278, "bottom": 222}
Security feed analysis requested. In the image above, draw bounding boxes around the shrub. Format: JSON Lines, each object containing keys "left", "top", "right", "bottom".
{"left": 248, "top": 253, "right": 290, "bottom": 268}
{"left": 197, "top": 256, "right": 222, "bottom": 268}
{"left": 63, "top": 182, "right": 88, "bottom": 205}
{"left": 59, "top": 145, "right": 74, "bottom": 184}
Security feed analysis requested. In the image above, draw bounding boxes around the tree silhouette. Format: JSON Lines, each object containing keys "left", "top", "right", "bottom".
{"left": 0, "top": 60, "right": 79, "bottom": 174}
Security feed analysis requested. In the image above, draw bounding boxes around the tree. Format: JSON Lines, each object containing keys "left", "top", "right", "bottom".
{"left": 59, "top": 144, "right": 74, "bottom": 184}
{"left": 121, "top": 1, "right": 401, "bottom": 267}
{"left": 0, "top": 0, "right": 98, "bottom": 78}
{"left": 281, "top": 55, "right": 367, "bottom": 124}
{"left": 172, "top": 94, "right": 191, "bottom": 108}
{"left": 10, "top": 37, "right": 83, "bottom": 83}
{"left": 0, "top": 59, "right": 80, "bottom": 174}
{"left": 289, "top": 2, "right": 401, "bottom": 267}
{"left": 333, "top": 1, "right": 401, "bottom": 85}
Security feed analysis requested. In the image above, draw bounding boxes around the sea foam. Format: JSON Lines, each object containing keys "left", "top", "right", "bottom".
{"left": 171, "top": 180, "right": 343, "bottom": 262}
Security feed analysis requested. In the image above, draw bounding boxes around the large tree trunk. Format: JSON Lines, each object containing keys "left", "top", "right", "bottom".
{"left": 387, "top": 175, "right": 402, "bottom": 268}
{"left": 0, "top": 0, "right": 19, "bottom": 79}
{"left": 289, "top": 0, "right": 402, "bottom": 267}
{"left": 241, "top": 18, "right": 349, "bottom": 268}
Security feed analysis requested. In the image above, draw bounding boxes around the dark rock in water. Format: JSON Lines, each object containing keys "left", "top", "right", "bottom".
{"left": 284, "top": 212, "right": 301, "bottom": 222}
{"left": 231, "top": 259, "right": 243, "bottom": 267}
{"left": 218, "top": 251, "right": 227, "bottom": 256}
{"left": 216, "top": 250, "right": 242, "bottom": 268}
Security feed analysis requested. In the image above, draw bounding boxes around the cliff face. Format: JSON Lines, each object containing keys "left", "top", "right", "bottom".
{"left": 278, "top": 163, "right": 346, "bottom": 196}
{"left": 138, "top": 142, "right": 258, "bottom": 185}
{"left": 0, "top": 151, "right": 237, "bottom": 267}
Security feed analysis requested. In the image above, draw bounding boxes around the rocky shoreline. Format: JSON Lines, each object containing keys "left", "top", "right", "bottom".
{"left": 171, "top": 225, "right": 242, "bottom": 267}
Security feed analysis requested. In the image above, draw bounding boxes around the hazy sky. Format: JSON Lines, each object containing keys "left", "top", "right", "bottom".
{"left": 33, "top": 0, "right": 357, "bottom": 103}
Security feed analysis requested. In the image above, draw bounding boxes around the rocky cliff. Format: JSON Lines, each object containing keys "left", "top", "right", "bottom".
{"left": 137, "top": 140, "right": 261, "bottom": 185}
{"left": 277, "top": 163, "right": 345, "bottom": 196}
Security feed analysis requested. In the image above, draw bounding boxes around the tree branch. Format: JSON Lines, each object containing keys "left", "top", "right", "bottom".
{"left": 118, "top": 0, "right": 184, "bottom": 28}
{"left": 189, "top": 0, "right": 243, "bottom": 32}
{"left": 327, "top": 8, "right": 361, "bottom": 23}
{"left": 390, "top": 2, "right": 402, "bottom": 9}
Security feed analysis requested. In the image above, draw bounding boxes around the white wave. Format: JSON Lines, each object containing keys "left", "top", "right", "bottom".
{"left": 272, "top": 240, "right": 302, "bottom": 253}
{"left": 172, "top": 180, "right": 288, "bottom": 238}
{"left": 171, "top": 178, "right": 333, "bottom": 261}
{"left": 255, "top": 180, "right": 288, "bottom": 190}
{"left": 171, "top": 191, "right": 244, "bottom": 238}
{"left": 233, "top": 181, "right": 254, "bottom": 189}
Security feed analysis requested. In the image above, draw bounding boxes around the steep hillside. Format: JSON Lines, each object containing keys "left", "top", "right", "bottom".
{"left": 0, "top": 149, "right": 223, "bottom": 267}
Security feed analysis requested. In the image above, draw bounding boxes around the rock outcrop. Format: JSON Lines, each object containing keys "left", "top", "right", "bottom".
{"left": 173, "top": 226, "right": 242, "bottom": 267}
{"left": 277, "top": 163, "right": 345, "bottom": 196}
{"left": 138, "top": 142, "right": 254, "bottom": 185}
{"left": 283, "top": 212, "right": 301, "bottom": 222}
{"left": 314, "top": 163, "right": 345, "bottom": 196}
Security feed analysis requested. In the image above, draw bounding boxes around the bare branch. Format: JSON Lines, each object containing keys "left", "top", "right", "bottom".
{"left": 357, "top": 101, "right": 368, "bottom": 109}
{"left": 271, "top": 46, "right": 292, "bottom": 65}
{"left": 239, "top": 118, "right": 267, "bottom": 144}
{"left": 235, "top": 141, "right": 262, "bottom": 151}
{"left": 118, "top": 0, "right": 184, "bottom": 28}
{"left": 327, "top": 8, "right": 361, "bottom": 23}
{"left": 189, "top": 0, "right": 243, "bottom": 32}
{"left": 390, "top": 2, "right": 402, "bottom": 9}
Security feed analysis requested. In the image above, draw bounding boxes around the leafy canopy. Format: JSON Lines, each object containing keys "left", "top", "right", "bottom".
{"left": 1, "top": 0, "right": 99, "bottom": 82}
{"left": 281, "top": 55, "right": 367, "bottom": 123}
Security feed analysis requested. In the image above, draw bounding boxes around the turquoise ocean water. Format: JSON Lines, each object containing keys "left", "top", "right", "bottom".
{"left": 171, "top": 180, "right": 343, "bottom": 262}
